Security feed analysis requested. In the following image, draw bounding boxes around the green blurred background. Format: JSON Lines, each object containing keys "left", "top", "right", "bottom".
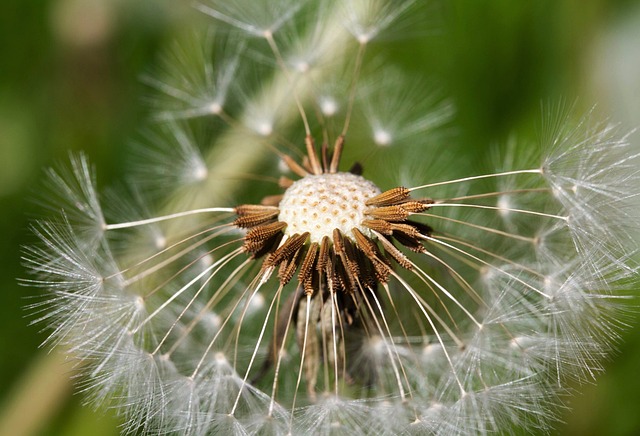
{"left": 1, "top": 1, "right": 639, "bottom": 434}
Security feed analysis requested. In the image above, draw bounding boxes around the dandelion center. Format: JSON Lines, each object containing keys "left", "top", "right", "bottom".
{"left": 278, "top": 172, "right": 381, "bottom": 243}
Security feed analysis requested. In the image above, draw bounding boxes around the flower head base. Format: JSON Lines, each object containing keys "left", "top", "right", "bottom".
{"left": 24, "top": 1, "right": 640, "bottom": 435}
{"left": 278, "top": 172, "right": 380, "bottom": 243}
{"left": 234, "top": 142, "right": 440, "bottom": 397}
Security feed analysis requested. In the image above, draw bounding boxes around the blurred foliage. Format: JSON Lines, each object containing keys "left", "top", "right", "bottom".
{"left": 0, "top": 0, "right": 638, "bottom": 434}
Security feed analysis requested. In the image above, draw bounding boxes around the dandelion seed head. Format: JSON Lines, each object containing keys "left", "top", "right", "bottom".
{"left": 153, "top": 234, "right": 166, "bottom": 250}
{"left": 207, "top": 101, "right": 222, "bottom": 115}
{"left": 40, "top": 153, "right": 107, "bottom": 244}
{"left": 191, "top": 161, "right": 209, "bottom": 182}
{"left": 249, "top": 119, "right": 273, "bottom": 137}
{"left": 318, "top": 96, "right": 339, "bottom": 116}
{"left": 129, "top": 123, "right": 209, "bottom": 198}
{"left": 496, "top": 195, "right": 511, "bottom": 218}
{"left": 278, "top": 172, "right": 381, "bottom": 243}
{"left": 144, "top": 32, "right": 244, "bottom": 123}
{"left": 23, "top": 2, "right": 640, "bottom": 435}
{"left": 373, "top": 128, "right": 392, "bottom": 146}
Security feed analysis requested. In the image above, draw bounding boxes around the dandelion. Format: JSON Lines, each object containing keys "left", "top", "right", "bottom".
{"left": 24, "top": 1, "right": 639, "bottom": 435}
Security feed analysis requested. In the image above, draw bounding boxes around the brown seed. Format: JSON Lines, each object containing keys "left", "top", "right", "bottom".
{"left": 317, "top": 236, "right": 331, "bottom": 272}
{"left": 399, "top": 201, "right": 431, "bottom": 213}
{"left": 377, "top": 234, "right": 413, "bottom": 270}
{"left": 362, "top": 219, "right": 393, "bottom": 235}
{"left": 235, "top": 204, "right": 280, "bottom": 216}
{"left": 366, "top": 205, "right": 409, "bottom": 221}
{"left": 245, "top": 221, "right": 287, "bottom": 242}
{"left": 365, "top": 187, "right": 410, "bottom": 207}
{"left": 267, "top": 232, "right": 310, "bottom": 267}
{"left": 298, "top": 243, "right": 319, "bottom": 292}
{"left": 305, "top": 135, "right": 323, "bottom": 175}
{"left": 279, "top": 176, "right": 294, "bottom": 189}
{"left": 390, "top": 223, "right": 421, "bottom": 239}
{"left": 234, "top": 210, "right": 279, "bottom": 228}
{"left": 352, "top": 228, "right": 377, "bottom": 258}
{"left": 261, "top": 194, "right": 284, "bottom": 206}
{"left": 282, "top": 154, "right": 308, "bottom": 177}
{"left": 329, "top": 135, "right": 345, "bottom": 173}
{"left": 278, "top": 247, "right": 303, "bottom": 285}
{"left": 243, "top": 221, "right": 287, "bottom": 254}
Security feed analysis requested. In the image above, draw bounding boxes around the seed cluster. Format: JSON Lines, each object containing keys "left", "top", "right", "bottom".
{"left": 232, "top": 139, "right": 436, "bottom": 390}
{"left": 234, "top": 137, "right": 434, "bottom": 295}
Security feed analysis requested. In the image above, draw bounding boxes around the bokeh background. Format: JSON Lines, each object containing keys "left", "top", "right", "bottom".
{"left": 1, "top": 1, "right": 639, "bottom": 434}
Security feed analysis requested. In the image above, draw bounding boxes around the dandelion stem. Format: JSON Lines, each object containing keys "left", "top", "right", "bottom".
{"left": 105, "top": 223, "right": 230, "bottom": 279}
{"left": 122, "top": 226, "right": 235, "bottom": 286}
{"left": 141, "top": 237, "right": 244, "bottom": 299}
{"left": 443, "top": 188, "right": 551, "bottom": 202}
{"left": 188, "top": 268, "right": 268, "bottom": 377}
{"left": 131, "top": 247, "right": 244, "bottom": 334}
{"left": 409, "top": 169, "right": 542, "bottom": 192}
{"left": 329, "top": 287, "right": 340, "bottom": 396}
{"left": 231, "top": 283, "right": 283, "bottom": 416}
{"left": 264, "top": 31, "right": 312, "bottom": 136}
{"left": 166, "top": 257, "right": 253, "bottom": 357}
{"left": 413, "top": 262, "right": 482, "bottom": 327}
{"left": 370, "top": 230, "right": 466, "bottom": 345}
{"left": 422, "top": 213, "right": 537, "bottom": 242}
{"left": 104, "top": 208, "right": 234, "bottom": 230}
{"left": 289, "top": 293, "right": 311, "bottom": 429}
{"left": 423, "top": 235, "right": 552, "bottom": 299}
{"left": 341, "top": 41, "right": 367, "bottom": 137}
{"left": 365, "top": 286, "right": 408, "bottom": 400}
{"left": 268, "top": 288, "right": 298, "bottom": 416}
{"left": 428, "top": 203, "right": 568, "bottom": 221}
{"left": 437, "top": 234, "right": 545, "bottom": 278}
{"left": 152, "top": 249, "right": 242, "bottom": 355}
{"left": 391, "top": 271, "right": 466, "bottom": 395}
